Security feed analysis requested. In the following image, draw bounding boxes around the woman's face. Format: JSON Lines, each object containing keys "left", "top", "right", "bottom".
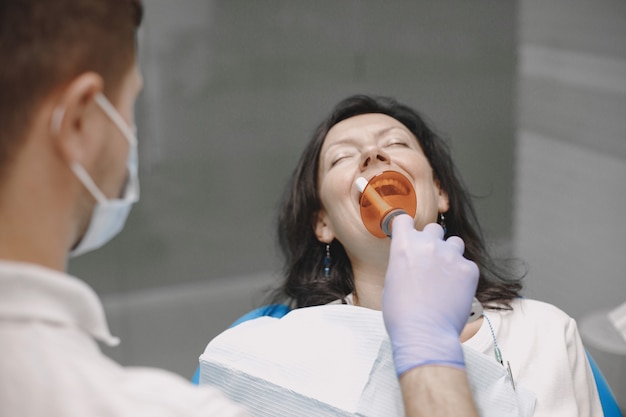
{"left": 315, "top": 113, "right": 449, "bottom": 259}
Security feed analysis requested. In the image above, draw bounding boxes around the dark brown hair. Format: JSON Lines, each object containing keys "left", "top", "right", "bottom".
{"left": 0, "top": 0, "right": 143, "bottom": 181}
{"left": 271, "top": 94, "right": 523, "bottom": 308}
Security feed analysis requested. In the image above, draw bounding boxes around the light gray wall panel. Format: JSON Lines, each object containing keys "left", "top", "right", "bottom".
{"left": 516, "top": 0, "right": 626, "bottom": 405}
{"left": 515, "top": 131, "right": 626, "bottom": 317}
{"left": 518, "top": 75, "right": 626, "bottom": 158}
{"left": 521, "top": 0, "right": 626, "bottom": 59}
{"left": 516, "top": 0, "right": 626, "bottom": 319}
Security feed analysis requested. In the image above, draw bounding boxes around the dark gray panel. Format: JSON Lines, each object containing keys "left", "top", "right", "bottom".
{"left": 69, "top": 0, "right": 516, "bottom": 295}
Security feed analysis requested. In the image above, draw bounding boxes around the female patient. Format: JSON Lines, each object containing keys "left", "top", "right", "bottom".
{"left": 268, "top": 95, "right": 601, "bottom": 416}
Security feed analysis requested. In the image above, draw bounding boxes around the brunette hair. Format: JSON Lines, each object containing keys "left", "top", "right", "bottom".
{"left": 271, "top": 94, "right": 523, "bottom": 308}
{"left": 0, "top": 0, "right": 143, "bottom": 181}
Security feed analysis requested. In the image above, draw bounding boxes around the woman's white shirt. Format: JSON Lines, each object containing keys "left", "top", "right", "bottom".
{"left": 464, "top": 298, "right": 602, "bottom": 417}
{"left": 334, "top": 295, "right": 601, "bottom": 416}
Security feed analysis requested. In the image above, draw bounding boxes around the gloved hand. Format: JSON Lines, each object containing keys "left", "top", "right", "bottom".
{"left": 382, "top": 214, "right": 479, "bottom": 376}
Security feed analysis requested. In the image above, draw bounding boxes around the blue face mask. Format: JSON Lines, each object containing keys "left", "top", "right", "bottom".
{"left": 68, "top": 93, "right": 140, "bottom": 257}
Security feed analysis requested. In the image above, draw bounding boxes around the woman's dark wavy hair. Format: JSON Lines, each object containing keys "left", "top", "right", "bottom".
{"left": 271, "top": 94, "right": 523, "bottom": 309}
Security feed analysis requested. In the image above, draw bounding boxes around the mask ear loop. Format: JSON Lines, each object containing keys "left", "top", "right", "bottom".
{"left": 94, "top": 94, "right": 137, "bottom": 146}
{"left": 51, "top": 104, "right": 108, "bottom": 204}
{"left": 70, "top": 162, "right": 108, "bottom": 204}
{"left": 93, "top": 93, "right": 140, "bottom": 203}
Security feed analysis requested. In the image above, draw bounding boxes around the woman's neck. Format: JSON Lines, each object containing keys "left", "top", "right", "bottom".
{"left": 353, "top": 282, "right": 384, "bottom": 310}
{"left": 351, "top": 261, "right": 386, "bottom": 310}
{"left": 350, "top": 258, "right": 483, "bottom": 342}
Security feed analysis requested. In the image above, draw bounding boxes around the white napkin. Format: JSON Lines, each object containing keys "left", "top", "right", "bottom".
{"left": 199, "top": 305, "right": 535, "bottom": 417}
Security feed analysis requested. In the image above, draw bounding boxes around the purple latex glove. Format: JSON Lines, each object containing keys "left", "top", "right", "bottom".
{"left": 382, "top": 214, "right": 479, "bottom": 376}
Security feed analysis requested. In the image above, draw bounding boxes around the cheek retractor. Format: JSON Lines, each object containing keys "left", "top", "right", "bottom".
{"left": 355, "top": 170, "right": 417, "bottom": 238}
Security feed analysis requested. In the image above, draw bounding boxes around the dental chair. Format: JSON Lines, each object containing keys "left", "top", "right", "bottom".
{"left": 192, "top": 304, "right": 290, "bottom": 385}
{"left": 586, "top": 352, "right": 623, "bottom": 416}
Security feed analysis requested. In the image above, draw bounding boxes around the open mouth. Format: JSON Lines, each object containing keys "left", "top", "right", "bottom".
{"left": 371, "top": 178, "right": 410, "bottom": 198}
{"left": 359, "top": 174, "right": 412, "bottom": 209}
{"left": 357, "top": 170, "right": 417, "bottom": 238}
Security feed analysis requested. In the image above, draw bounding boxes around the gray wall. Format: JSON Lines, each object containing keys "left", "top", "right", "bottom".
{"left": 70, "top": 0, "right": 517, "bottom": 295}
{"left": 515, "top": 0, "right": 626, "bottom": 321}
{"left": 515, "top": 0, "right": 626, "bottom": 405}
{"left": 68, "top": 1, "right": 517, "bottom": 379}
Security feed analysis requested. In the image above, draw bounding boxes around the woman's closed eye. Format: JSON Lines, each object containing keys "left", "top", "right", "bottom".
{"left": 385, "top": 139, "right": 410, "bottom": 148}
{"left": 330, "top": 153, "right": 355, "bottom": 167}
{"left": 330, "top": 148, "right": 358, "bottom": 168}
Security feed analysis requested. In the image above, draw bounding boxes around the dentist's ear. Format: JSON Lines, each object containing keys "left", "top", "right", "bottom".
{"left": 49, "top": 72, "right": 103, "bottom": 165}
{"left": 50, "top": 106, "right": 66, "bottom": 135}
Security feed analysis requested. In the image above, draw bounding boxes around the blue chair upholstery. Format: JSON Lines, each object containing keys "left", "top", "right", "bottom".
{"left": 193, "top": 305, "right": 623, "bottom": 417}
{"left": 586, "top": 351, "right": 622, "bottom": 417}
{"left": 192, "top": 304, "right": 291, "bottom": 385}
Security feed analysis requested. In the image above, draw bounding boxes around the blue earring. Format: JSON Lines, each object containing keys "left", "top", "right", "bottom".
{"left": 323, "top": 243, "right": 331, "bottom": 278}
{"left": 439, "top": 212, "right": 448, "bottom": 236}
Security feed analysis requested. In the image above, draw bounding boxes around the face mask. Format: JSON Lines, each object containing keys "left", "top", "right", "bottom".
{"left": 68, "top": 93, "right": 140, "bottom": 257}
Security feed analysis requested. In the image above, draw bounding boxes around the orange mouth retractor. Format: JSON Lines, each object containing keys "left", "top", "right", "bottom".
{"left": 355, "top": 171, "right": 417, "bottom": 238}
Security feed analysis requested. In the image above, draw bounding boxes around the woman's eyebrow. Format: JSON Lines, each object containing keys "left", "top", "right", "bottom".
{"left": 374, "top": 126, "right": 407, "bottom": 138}
{"left": 325, "top": 125, "right": 409, "bottom": 153}
{"left": 324, "top": 137, "right": 358, "bottom": 151}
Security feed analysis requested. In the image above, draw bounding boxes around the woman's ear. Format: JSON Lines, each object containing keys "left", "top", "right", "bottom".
{"left": 435, "top": 180, "right": 450, "bottom": 213}
{"left": 314, "top": 209, "right": 335, "bottom": 244}
{"left": 49, "top": 72, "right": 103, "bottom": 165}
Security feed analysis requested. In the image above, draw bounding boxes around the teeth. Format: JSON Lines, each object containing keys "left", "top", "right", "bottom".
{"left": 372, "top": 178, "right": 408, "bottom": 196}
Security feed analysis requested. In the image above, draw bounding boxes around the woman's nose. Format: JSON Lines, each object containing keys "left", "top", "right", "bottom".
{"left": 360, "top": 147, "right": 391, "bottom": 171}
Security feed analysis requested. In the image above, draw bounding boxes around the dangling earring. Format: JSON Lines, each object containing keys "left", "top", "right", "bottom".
{"left": 323, "top": 243, "right": 332, "bottom": 278}
{"left": 438, "top": 212, "right": 448, "bottom": 236}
